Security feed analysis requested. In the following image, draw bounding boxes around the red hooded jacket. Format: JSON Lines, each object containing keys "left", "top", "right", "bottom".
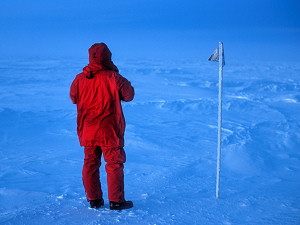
{"left": 70, "top": 43, "right": 134, "bottom": 147}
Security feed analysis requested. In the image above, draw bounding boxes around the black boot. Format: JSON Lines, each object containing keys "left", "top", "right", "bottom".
{"left": 90, "top": 199, "right": 104, "bottom": 209}
{"left": 109, "top": 201, "right": 133, "bottom": 210}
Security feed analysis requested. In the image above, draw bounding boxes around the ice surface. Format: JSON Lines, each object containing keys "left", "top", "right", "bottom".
{"left": 0, "top": 58, "right": 299, "bottom": 224}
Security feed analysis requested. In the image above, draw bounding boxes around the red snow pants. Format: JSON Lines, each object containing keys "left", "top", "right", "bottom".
{"left": 82, "top": 146, "right": 126, "bottom": 203}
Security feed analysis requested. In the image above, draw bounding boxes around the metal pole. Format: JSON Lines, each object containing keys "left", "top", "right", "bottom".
{"left": 216, "top": 42, "right": 224, "bottom": 199}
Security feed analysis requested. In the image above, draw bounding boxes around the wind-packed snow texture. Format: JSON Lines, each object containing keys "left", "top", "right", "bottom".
{"left": 0, "top": 58, "right": 299, "bottom": 225}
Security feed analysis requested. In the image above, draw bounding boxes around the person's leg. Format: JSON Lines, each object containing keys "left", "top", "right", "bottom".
{"left": 82, "top": 146, "right": 103, "bottom": 202}
{"left": 102, "top": 147, "right": 133, "bottom": 210}
{"left": 102, "top": 147, "right": 126, "bottom": 203}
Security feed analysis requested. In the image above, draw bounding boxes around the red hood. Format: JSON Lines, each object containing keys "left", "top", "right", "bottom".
{"left": 83, "top": 43, "right": 119, "bottom": 74}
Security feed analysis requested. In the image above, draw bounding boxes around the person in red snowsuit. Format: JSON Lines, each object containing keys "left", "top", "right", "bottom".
{"left": 70, "top": 43, "right": 134, "bottom": 210}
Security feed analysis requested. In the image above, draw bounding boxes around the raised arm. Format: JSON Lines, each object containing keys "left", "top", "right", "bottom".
{"left": 115, "top": 73, "right": 134, "bottom": 102}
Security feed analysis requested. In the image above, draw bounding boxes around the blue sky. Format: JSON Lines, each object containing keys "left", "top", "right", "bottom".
{"left": 0, "top": 0, "right": 299, "bottom": 61}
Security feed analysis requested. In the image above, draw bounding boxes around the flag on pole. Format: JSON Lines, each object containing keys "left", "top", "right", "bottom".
{"left": 209, "top": 42, "right": 225, "bottom": 199}
{"left": 208, "top": 44, "right": 225, "bottom": 67}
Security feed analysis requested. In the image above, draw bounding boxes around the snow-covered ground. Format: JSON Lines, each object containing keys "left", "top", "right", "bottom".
{"left": 0, "top": 57, "right": 299, "bottom": 224}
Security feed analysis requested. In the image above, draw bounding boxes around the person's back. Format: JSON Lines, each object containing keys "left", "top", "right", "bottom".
{"left": 70, "top": 43, "right": 134, "bottom": 210}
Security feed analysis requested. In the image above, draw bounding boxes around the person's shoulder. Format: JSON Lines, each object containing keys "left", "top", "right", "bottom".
{"left": 70, "top": 73, "right": 86, "bottom": 87}
{"left": 102, "top": 70, "right": 119, "bottom": 75}
{"left": 109, "top": 70, "right": 123, "bottom": 78}
{"left": 74, "top": 72, "right": 86, "bottom": 80}
{"left": 98, "top": 70, "right": 120, "bottom": 79}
